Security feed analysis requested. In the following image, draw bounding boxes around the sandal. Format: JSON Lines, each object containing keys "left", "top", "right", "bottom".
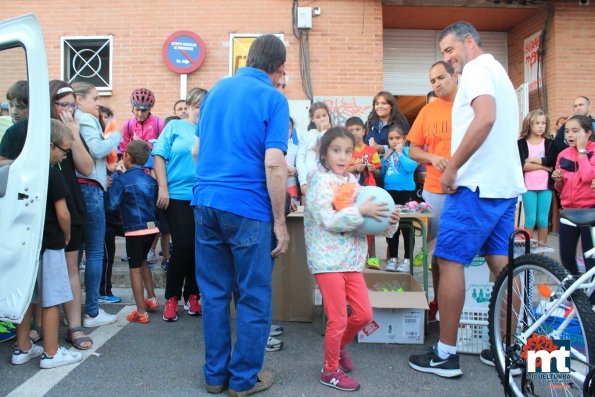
{"left": 29, "top": 326, "right": 43, "bottom": 343}
{"left": 66, "top": 326, "right": 93, "bottom": 350}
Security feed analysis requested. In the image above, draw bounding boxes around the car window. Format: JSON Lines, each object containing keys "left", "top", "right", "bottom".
{"left": 0, "top": 46, "right": 28, "bottom": 165}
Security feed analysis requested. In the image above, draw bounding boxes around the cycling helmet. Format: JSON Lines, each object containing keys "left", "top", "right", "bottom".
{"left": 130, "top": 88, "right": 155, "bottom": 110}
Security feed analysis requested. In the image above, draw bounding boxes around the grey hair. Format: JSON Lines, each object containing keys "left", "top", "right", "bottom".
{"left": 439, "top": 21, "right": 482, "bottom": 47}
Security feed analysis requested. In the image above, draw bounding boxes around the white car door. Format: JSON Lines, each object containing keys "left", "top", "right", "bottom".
{"left": 0, "top": 14, "right": 50, "bottom": 322}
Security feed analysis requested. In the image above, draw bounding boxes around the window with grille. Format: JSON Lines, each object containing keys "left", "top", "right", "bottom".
{"left": 61, "top": 36, "right": 113, "bottom": 93}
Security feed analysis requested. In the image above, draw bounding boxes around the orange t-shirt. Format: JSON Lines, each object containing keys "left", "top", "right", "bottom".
{"left": 104, "top": 119, "right": 119, "bottom": 167}
{"left": 406, "top": 98, "right": 452, "bottom": 193}
{"left": 350, "top": 144, "right": 381, "bottom": 186}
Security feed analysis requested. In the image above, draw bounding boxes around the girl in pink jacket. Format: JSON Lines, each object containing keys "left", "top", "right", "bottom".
{"left": 552, "top": 114, "right": 595, "bottom": 279}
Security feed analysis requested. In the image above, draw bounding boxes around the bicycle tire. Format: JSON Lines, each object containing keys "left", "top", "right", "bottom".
{"left": 488, "top": 254, "right": 595, "bottom": 397}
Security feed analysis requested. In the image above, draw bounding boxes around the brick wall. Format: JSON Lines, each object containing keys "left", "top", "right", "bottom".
{"left": 509, "top": 1, "right": 595, "bottom": 125}
{"left": 0, "top": 0, "right": 384, "bottom": 123}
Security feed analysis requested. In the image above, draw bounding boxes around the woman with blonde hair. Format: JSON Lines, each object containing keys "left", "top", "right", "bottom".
{"left": 72, "top": 82, "right": 122, "bottom": 328}
{"left": 517, "top": 109, "right": 556, "bottom": 243}
{"left": 153, "top": 87, "right": 207, "bottom": 322}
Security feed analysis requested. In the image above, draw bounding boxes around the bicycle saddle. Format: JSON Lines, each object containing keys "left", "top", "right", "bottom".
{"left": 560, "top": 208, "right": 595, "bottom": 227}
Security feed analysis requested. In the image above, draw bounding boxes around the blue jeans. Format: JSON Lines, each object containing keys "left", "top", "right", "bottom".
{"left": 194, "top": 206, "right": 273, "bottom": 391}
{"left": 80, "top": 184, "right": 106, "bottom": 317}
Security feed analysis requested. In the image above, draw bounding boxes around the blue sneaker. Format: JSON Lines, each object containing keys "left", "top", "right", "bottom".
{"left": 160, "top": 259, "right": 169, "bottom": 272}
{"left": 98, "top": 295, "right": 122, "bottom": 303}
{"left": 0, "top": 321, "right": 16, "bottom": 343}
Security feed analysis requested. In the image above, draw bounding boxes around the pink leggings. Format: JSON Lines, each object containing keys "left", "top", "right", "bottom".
{"left": 316, "top": 272, "right": 373, "bottom": 373}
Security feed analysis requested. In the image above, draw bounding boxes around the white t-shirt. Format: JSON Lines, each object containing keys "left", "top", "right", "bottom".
{"left": 452, "top": 53, "right": 526, "bottom": 199}
{"left": 296, "top": 128, "right": 325, "bottom": 186}
{"left": 286, "top": 141, "right": 298, "bottom": 188}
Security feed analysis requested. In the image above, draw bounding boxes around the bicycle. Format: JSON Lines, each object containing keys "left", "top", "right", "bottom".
{"left": 487, "top": 208, "right": 595, "bottom": 396}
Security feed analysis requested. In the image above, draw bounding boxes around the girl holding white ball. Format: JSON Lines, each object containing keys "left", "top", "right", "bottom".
{"left": 304, "top": 127, "right": 399, "bottom": 391}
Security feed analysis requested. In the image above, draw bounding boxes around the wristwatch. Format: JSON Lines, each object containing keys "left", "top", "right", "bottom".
{"left": 578, "top": 148, "right": 588, "bottom": 154}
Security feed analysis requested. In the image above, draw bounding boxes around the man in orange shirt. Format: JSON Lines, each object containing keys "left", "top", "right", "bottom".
{"left": 407, "top": 60, "right": 458, "bottom": 322}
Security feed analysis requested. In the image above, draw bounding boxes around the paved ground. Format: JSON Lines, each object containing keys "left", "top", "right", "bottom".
{"left": 0, "top": 234, "right": 562, "bottom": 396}
{"left": 1, "top": 298, "right": 508, "bottom": 397}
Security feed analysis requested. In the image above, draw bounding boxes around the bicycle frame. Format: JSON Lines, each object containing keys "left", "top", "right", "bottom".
{"left": 503, "top": 219, "right": 595, "bottom": 393}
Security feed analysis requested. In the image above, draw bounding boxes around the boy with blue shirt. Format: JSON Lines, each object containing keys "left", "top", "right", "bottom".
{"left": 109, "top": 140, "right": 160, "bottom": 323}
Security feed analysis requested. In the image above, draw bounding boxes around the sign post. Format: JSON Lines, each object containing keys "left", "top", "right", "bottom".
{"left": 162, "top": 31, "right": 206, "bottom": 99}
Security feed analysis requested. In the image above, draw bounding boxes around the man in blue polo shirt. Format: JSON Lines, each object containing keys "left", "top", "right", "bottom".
{"left": 192, "top": 34, "right": 289, "bottom": 396}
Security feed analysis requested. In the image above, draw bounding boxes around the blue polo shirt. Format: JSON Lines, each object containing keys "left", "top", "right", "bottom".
{"left": 192, "top": 67, "right": 289, "bottom": 222}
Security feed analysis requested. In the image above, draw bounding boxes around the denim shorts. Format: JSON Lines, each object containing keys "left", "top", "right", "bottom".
{"left": 434, "top": 187, "right": 517, "bottom": 266}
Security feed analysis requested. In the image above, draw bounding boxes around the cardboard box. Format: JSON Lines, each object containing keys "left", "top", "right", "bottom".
{"left": 229, "top": 207, "right": 314, "bottom": 322}
{"left": 270, "top": 208, "right": 314, "bottom": 322}
{"left": 357, "top": 271, "right": 429, "bottom": 344}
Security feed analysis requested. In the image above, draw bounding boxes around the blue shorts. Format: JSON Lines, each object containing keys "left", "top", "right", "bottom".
{"left": 434, "top": 187, "right": 517, "bottom": 266}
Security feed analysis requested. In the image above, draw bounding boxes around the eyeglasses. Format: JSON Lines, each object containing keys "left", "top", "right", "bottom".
{"left": 53, "top": 143, "right": 71, "bottom": 155}
{"left": 55, "top": 101, "right": 77, "bottom": 110}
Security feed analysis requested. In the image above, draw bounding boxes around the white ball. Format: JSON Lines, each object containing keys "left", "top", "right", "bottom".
{"left": 354, "top": 186, "right": 395, "bottom": 235}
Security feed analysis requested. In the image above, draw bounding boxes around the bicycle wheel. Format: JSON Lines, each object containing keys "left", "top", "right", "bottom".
{"left": 488, "top": 254, "right": 595, "bottom": 396}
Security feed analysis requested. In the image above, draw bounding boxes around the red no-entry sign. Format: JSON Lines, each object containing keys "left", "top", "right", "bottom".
{"left": 162, "top": 30, "right": 206, "bottom": 74}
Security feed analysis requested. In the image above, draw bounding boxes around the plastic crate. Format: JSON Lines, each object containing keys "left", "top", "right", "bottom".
{"left": 513, "top": 240, "right": 557, "bottom": 259}
{"left": 457, "top": 307, "right": 490, "bottom": 355}
{"left": 532, "top": 311, "right": 586, "bottom": 354}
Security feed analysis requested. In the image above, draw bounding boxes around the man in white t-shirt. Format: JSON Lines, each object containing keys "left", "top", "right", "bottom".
{"left": 409, "top": 21, "right": 526, "bottom": 379}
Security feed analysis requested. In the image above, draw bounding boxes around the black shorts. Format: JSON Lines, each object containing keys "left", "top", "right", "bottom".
{"left": 157, "top": 209, "right": 170, "bottom": 235}
{"left": 65, "top": 224, "right": 83, "bottom": 253}
{"left": 125, "top": 233, "right": 159, "bottom": 269}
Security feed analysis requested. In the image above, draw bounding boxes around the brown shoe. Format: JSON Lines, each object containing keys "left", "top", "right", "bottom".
{"left": 206, "top": 384, "right": 225, "bottom": 394}
{"left": 228, "top": 371, "right": 274, "bottom": 397}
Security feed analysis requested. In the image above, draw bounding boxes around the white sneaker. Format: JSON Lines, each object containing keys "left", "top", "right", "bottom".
{"left": 83, "top": 308, "right": 117, "bottom": 327}
{"left": 385, "top": 258, "right": 398, "bottom": 272}
{"left": 12, "top": 344, "right": 43, "bottom": 365}
{"left": 266, "top": 336, "right": 284, "bottom": 352}
{"left": 40, "top": 346, "right": 83, "bottom": 369}
{"left": 269, "top": 324, "right": 284, "bottom": 337}
{"left": 396, "top": 259, "right": 410, "bottom": 273}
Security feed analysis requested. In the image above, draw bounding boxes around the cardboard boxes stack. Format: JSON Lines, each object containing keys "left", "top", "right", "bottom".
{"left": 357, "top": 270, "right": 429, "bottom": 344}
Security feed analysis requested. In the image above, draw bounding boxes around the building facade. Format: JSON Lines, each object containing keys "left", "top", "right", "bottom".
{"left": 1, "top": 0, "right": 593, "bottom": 133}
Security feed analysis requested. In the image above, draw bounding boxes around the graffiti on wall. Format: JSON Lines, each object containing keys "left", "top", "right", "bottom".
{"left": 314, "top": 96, "right": 373, "bottom": 127}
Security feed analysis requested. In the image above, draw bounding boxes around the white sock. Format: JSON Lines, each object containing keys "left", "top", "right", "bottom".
{"left": 436, "top": 341, "right": 457, "bottom": 359}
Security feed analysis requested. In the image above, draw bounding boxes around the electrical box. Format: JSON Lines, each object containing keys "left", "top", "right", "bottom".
{"left": 297, "top": 7, "right": 313, "bottom": 29}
